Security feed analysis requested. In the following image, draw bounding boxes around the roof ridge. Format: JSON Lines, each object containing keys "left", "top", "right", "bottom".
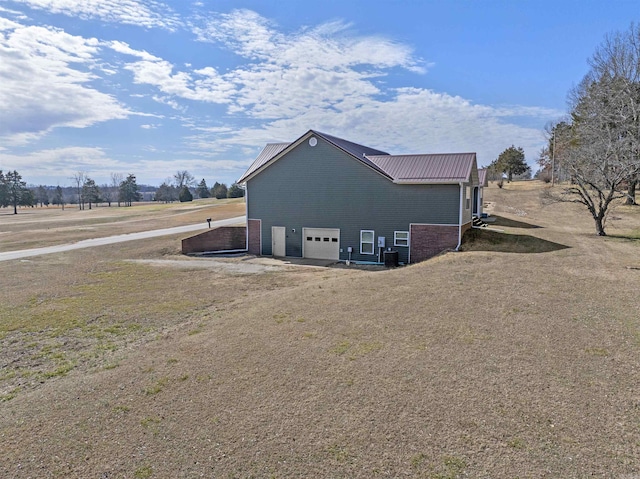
{"left": 312, "top": 130, "right": 390, "bottom": 156}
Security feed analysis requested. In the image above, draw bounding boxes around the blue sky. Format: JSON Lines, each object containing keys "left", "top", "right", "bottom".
{"left": 0, "top": 0, "right": 638, "bottom": 187}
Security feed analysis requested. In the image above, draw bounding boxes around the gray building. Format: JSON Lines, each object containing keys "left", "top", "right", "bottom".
{"left": 238, "top": 130, "right": 481, "bottom": 264}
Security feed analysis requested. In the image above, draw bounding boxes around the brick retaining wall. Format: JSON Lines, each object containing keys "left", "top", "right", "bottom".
{"left": 182, "top": 226, "right": 246, "bottom": 254}
{"left": 409, "top": 223, "right": 470, "bottom": 263}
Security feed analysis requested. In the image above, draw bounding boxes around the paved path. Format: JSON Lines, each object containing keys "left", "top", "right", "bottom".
{"left": 0, "top": 216, "right": 246, "bottom": 262}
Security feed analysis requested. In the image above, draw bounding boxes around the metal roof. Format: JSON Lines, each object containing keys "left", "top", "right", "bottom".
{"left": 477, "top": 168, "right": 488, "bottom": 187}
{"left": 317, "top": 131, "right": 389, "bottom": 158}
{"left": 366, "top": 153, "right": 476, "bottom": 183}
{"left": 237, "top": 142, "right": 290, "bottom": 183}
{"left": 237, "top": 130, "right": 477, "bottom": 185}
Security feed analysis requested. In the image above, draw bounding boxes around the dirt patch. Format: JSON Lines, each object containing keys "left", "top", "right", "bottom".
{"left": 128, "top": 257, "right": 283, "bottom": 274}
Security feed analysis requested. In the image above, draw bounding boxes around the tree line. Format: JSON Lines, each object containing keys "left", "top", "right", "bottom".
{"left": 154, "top": 170, "right": 244, "bottom": 203}
{"left": 0, "top": 169, "right": 244, "bottom": 214}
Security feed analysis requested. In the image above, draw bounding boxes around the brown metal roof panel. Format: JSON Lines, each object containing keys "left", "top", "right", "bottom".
{"left": 366, "top": 153, "right": 476, "bottom": 182}
{"left": 478, "top": 168, "right": 488, "bottom": 187}
{"left": 315, "top": 131, "right": 389, "bottom": 157}
{"left": 238, "top": 142, "right": 290, "bottom": 183}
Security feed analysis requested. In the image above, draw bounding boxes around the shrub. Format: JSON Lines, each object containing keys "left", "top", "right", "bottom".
{"left": 178, "top": 186, "right": 193, "bottom": 202}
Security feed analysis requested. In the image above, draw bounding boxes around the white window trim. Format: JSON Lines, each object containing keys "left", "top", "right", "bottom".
{"left": 394, "top": 231, "right": 409, "bottom": 247}
{"left": 465, "top": 185, "right": 471, "bottom": 210}
{"left": 360, "top": 230, "right": 375, "bottom": 255}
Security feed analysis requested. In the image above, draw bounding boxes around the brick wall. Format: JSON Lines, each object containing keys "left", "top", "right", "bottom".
{"left": 247, "top": 219, "right": 261, "bottom": 255}
{"left": 182, "top": 226, "right": 246, "bottom": 254}
{"left": 409, "top": 224, "right": 460, "bottom": 263}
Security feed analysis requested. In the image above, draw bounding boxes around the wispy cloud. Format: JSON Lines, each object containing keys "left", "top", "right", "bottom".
{"left": 108, "top": 40, "right": 236, "bottom": 105}
{"left": 189, "top": 9, "right": 426, "bottom": 119}
{"left": 181, "top": 10, "right": 558, "bottom": 165}
{"left": 0, "top": 19, "right": 130, "bottom": 145}
{"left": 7, "top": 0, "right": 182, "bottom": 31}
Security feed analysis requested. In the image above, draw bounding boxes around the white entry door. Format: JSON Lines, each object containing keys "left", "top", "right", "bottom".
{"left": 272, "top": 226, "right": 286, "bottom": 257}
{"left": 303, "top": 228, "right": 340, "bottom": 260}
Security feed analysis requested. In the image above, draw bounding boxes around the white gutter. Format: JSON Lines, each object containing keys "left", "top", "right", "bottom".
{"left": 456, "top": 182, "right": 463, "bottom": 251}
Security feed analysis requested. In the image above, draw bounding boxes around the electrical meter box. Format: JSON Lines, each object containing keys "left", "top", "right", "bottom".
{"left": 377, "top": 236, "right": 385, "bottom": 248}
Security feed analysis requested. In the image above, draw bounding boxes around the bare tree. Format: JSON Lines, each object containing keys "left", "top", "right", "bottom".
{"left": 546, "top": 24, "right": 640, "bottom": 235}
{"left": 111, "top": 173, "right": 123, "bottom": 207}
{"left": 71, "top": 171, "right": 86, "bottom": 210}
{"left": 36, "top": 185, "right": 49, "bottom": 207}
{"left": 53, "top": 185, "right": 65, "bottom": 210}
{"left": 101, "top": 183, "right": 113, "bottom": 206}
{"left": 589, "top": 23, "right": 640, "bottom": 206}
{"left": 173, "top": 170, "right": 195, "bottom": 189}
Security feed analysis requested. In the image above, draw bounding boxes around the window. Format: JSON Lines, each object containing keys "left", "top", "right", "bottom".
{"left": 360, "top": 230, "right": 374, "bottom": 254}
{"left": 465, "top": 185, "right": 471, "bottom": 210}
{"left": 394, "top": 231, "right": 409, "bottom": 247}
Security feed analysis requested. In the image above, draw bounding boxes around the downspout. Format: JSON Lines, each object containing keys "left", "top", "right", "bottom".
{"left": 244, "top": 182, "right": 249, "bottom": 251}
{"left": 456, "top": 182, "right": 463, "bottom": 251}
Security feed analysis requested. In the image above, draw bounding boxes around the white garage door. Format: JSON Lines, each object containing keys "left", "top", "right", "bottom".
{"left": 303, "top": 228, "right": 340, "bottom": 260}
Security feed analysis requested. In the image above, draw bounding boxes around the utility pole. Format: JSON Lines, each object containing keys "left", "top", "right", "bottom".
{"left": 551, "top": 132, "right": 556, "bottom": 186}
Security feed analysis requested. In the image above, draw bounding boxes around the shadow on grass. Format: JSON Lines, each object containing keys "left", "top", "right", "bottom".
{"left": 489, "top": 215, "right": 541, "bottom": 229}
{"left": 461, "top": 228, "right": 569, "bottom": 254}
{"left": 607, "top": 232, "right": 640, "bottom": 242}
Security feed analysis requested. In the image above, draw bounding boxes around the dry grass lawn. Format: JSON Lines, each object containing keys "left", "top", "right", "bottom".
{"left": 1, "top": 181, "right": 640, "bottom": 478}
{"left": 0, "top": 198, "right": 245, "bottom": 251}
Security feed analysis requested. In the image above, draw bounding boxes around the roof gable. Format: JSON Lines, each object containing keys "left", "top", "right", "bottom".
{"left": 238, "top": 130, "right": 391, "bottom": 183}
{"left": 238, "top": 130, "right": 478, "bottom": 185}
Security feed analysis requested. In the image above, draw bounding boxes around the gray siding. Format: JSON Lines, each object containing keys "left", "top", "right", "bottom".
{"left": 247, "top": 136, "right": 461, "bottom": 264}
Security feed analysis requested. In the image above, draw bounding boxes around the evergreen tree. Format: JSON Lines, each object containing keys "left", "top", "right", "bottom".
{"left": 82, "top": 178, "right": 101, "bottom": 209}
{"left": 179, "top": 185, "right": 193, "bottom": 202}
{"left": 3, "top": 170, "right": 29, "bottom": 214}
{"left": 196, "top": 178, "right": 210, "bottom": 198}
{"left": 212, "top": 182, "right": 228, "bottom": 199}
{"left": 119, "top": 174, "right": 141, "bottom": 207}
{"left": 227, "top": 182, "right": 245, "bottom": 198}
{"left": 495, "top": 146, "right": 529, "bottom": 182}
{"left": 0, "top": 171, "right": 7, "bottom": 207}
